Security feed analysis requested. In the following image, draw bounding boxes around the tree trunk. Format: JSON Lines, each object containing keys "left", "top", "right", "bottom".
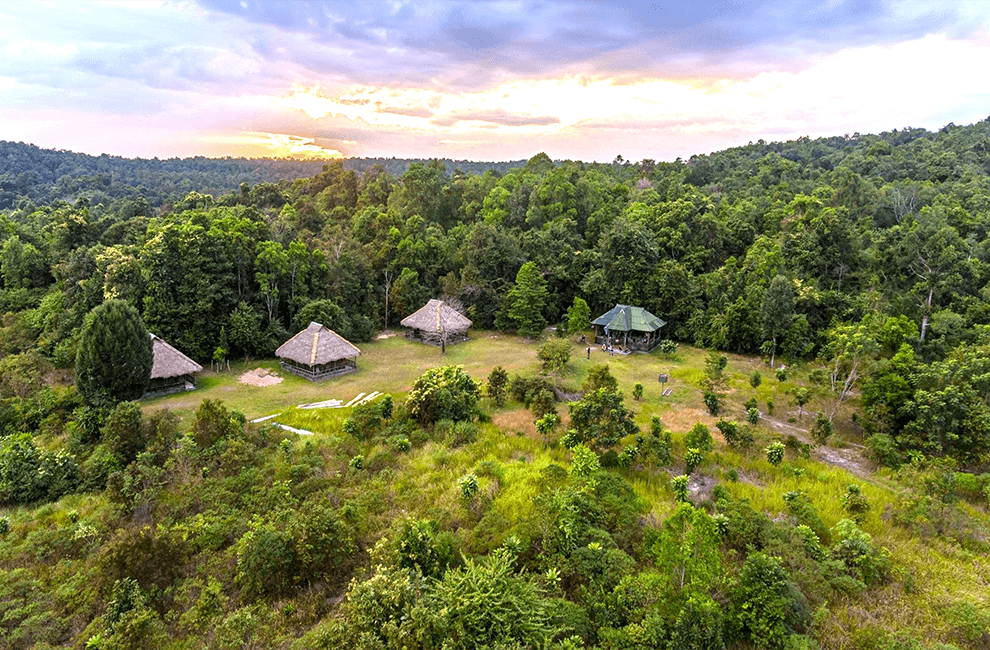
{"left": 920, "top": 288, "right": 933, "bottom": 342}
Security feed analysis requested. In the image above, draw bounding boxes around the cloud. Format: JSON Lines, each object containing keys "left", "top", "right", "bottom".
{"left": 431, "top": 109, "right": 560, "bottom": 127}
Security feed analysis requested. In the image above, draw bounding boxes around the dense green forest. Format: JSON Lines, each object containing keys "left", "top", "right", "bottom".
{"left": 2, "top": 119, "right": 990, "bottom": 649}
{"left": 0, "top": 141, "right": 526, "bottom": 210}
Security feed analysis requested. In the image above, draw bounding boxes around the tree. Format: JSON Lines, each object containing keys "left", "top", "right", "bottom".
{"left": 583, "top": 363, "right": 618, "bottom": 393}
{"left": 760, "top": 275, "right": 794, "bottom": 368}
{"left": 505, "top": 261, "right": 548, "bottom": 337}
{"left": 229, "top": 301, "right": 264, "bottom": 360}
{"left": 255, "top": 241, "right": 288, "bottom": 324}
{"left": 566, "top": 296, "right": 591, "bottom": 335}
{"left": 76, "top": 299, "right": 153, "bottom": 406}
{"left": 537, "top": 338, "right": 571, "bottom": 376}
{"left": 568, "top": 388, "right": 638, "bottom": 450}
{"left": 487, "top": 366, "right": 509, "bottom": 407}
{"left": 407, "top": 365, "right": 480, "bottom": 426}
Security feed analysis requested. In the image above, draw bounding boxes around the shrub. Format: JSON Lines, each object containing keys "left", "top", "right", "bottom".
{"left": 632, "top": 383, "right": 644, "bottom": 400}
{"left": 459, "top": 473, "right": 480, "bottom": 500}
{"left": 716, "top": 419, "right": 753, "bottom": 449}
{"left": 570, "top": 444, "right": 601, "bottom": 478}
{"left": 568, "top": 388, "right": 638, "bottom": 450}
{"left": 765, "top": 441, "right": 785, "bottom": 467}
{"left": 394, "top": 519, "right": 456, "bottom": 580}
{"left": 865, "top": 433, "right": 904, "bottom": 468}
{"left": 750, "top": 371, "right": 762, "bottom": 390}
{"left": 841, "top": 485, "right": 870, "bottom": 524}
{"left": 407, "top": 365, "right": 480, "bottom": 426}
{"left": 703, "top": 391, "right": 721, "bottom": 416}
{"left": 348, "top": 455, "right": 364, "bottom": 470}
{"left": 487, "top": 367, "right": 509, "bottom": 407}
{"left": 191, "top": 399, "right": 244, "bottom": 450}
{"left": 744, "top": 396, "right": 758, "bottom": 412}
{"left": 537, "top": 339, "right": 571, "bottom": 374}
{"left": 235, "top": 523, "right": 298, "bottom": 600}
{"left": 101, "top": 401, "right": 146, "bottom": 466}
{"left": 670, "top": 595, "right": 726, "bottom": 650}
{"left": 810, "top": 412, "right": 833, "bottom": 446}
{"left": 671, "top": 475, "right": 690, "bottom": 502}
{"left": 775, "top": 368, "right": 787, "bottom": 382}
{"left": 0, "top": 516, "right": 8, "bottom": 535}
{"left": 657, "top": 339, "right": 678, "bottom": 355}
{"left": 535, "top": 412, "right": 561, "bottom": 440}
{"left": 582, "top": 363, "right": 618, "bottom": 393}
{"left": 508, "top": 375, "right": 554, "bottom": 405}
{"left": 349, "top": 400, "right": 382, "bottom": 439}
{"left": 782, "top": 491, "right": 830, "bottom": 545}
{"left": 766, "top": 399, "right": 774, "bottom": 415}
{"left": 685, "top": 448, "right": 704, "bottom": 474}
{"left": 528, "top": 388, "right": 556, "bottom": 419}
{"left": 0, "top": 434, "right": 81, "bottom": 505}
{"left": 685, "top": 423, "right": 714, "bottom": 452}
{"left": 831, "top": 519, "right": 891, "bottom": 586}
{"left": 747, "top": 407, "right": 760, "bottom": 425}
{"left": 731, "top": 553, "right": 793, "bottom": 649}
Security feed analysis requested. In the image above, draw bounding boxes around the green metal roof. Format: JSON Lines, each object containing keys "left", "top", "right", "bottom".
{"left": 591, "top": 304, "right": 666, "bottom": 333}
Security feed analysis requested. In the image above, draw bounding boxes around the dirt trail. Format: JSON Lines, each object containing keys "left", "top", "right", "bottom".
{"left": 761, "top": 411, "right": 873, "bottom": 479}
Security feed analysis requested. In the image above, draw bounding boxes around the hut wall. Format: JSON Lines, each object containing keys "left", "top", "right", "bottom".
{"left": 280, "top": 357, "right": 357, "bottom": 382}
{"left": 144, "top": 374, "right": 196, "bottom": 398}
{"left": 405, "top": 327, "right": 469, "bottom": 347}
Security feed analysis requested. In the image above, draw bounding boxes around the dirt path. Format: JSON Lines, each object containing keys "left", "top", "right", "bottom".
{"left": 761, "top": 412, "right": 873, "bottom": 479}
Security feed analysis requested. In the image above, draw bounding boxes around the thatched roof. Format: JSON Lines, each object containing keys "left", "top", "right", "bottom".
{"left": 592, "top": 304, "right": 666, "bottom": 333}
{"left": 401, "top": 299, "right": 472, "bottom": 334}
{"left": 150, "top": 334, "right": 203, "bottom": 379}
{"left": 276, "top": 322, "right": 361, "bottom": 366}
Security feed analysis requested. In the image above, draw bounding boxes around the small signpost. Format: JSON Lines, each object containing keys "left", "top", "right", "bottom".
{"left": 658, "top": 373, "right": 669, "bottom": 398}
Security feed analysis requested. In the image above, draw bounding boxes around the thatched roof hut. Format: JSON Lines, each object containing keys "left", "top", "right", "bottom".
{"left": 592, "top": 304, "right": 666, "bottom": 352}
{"left": 145, "top": 334, "right": 203, "bottom": 397}
{"left": 276, "top": 321, "right": 361, "bottom": 381}
{"left": 401, "top": 299, "right": 472, "bottom": 346}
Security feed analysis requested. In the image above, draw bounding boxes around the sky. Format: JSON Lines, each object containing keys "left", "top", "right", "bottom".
{"left": 1, "top": 1, "right": 989, "bottom": 162}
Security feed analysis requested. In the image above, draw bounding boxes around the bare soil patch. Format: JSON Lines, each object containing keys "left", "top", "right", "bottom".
{"left": 762, "top": 411, "right": 873, "bottom": 478}
{"left": 662, "top": 407, "right": 720, "bottom": 433}
{"left": 238, "top": 368, "right": 284, "bottom": 387}
{"left": 375, "top": 330, "right": 398, "bottom": 340}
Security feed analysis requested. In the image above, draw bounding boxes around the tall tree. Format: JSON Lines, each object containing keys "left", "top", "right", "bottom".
{"left": 760, "top": 275, "right": 795, "bottom": 367}
{"left": 76, "top": 299, "right": 153, "bottom": 406}
{"left": 505, "top": 261, "right": 548, "bottom": 338}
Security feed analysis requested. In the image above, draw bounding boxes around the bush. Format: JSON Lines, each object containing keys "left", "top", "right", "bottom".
{"left": 842, "top": 484, "right": 870, "bottom": 523}
{"left": 348, "top": 455, "right": 363, "bottom": 470}
{"left": 744, "top": 397, "right": 758, "bottom": 412}
{"left": 582, "top": 363, "right": 618, "bottom": 393}
{"left": 0, "top": 516, "right": 8, "bottom": 535}
{"left": 671, "top": 475, "right": 690, "bottom": 502}
{"left": 487, "top": 366, "right": 509, "bottom": 407}
{"left": 685, "top": 448, "right": 704, "bottom": 474}
{"left": 765, "top": 441, "right": 785, "bottom": 467}
{"left": 407, "top": 365, "right": 480, "bottom": 426}
{"left": 670, "top": 595, "right": 726, "bottom": 650}
{"left": 459, "top": 473, "right": 480, "bottom": 500}
{"left": 235, "top": 523, "right": 298, "bottom": 600}
{"left": 570, "top": 444, "right": 601, "bottom": 478}
{"left": 537, "top": 339, "right": 571, "bottom": 374}
{"left": 0, "top": 434, "right": 80, "bottom": 505}
{"left": 716, "top": 419, "right": 753, "bottom": 449}
{"left": 731, "top": 553, "right": 793, "bottom": 649}
{"left": 528, "top": 388, "right": 556, "bottom": 419}
{"left": 782, "top": 491, "right": 830, "bottom": 545}
{"left": 394, "top": 519, "right": 456, "bottom": 580}
{"left": 703, "top": 391, "right": 721, "bottom": 416}
{"left": 750, "top": 371, "right": 762, "bottom": 389}
{"left": 508, "top": 375, "right": 554, "bottom": 405}
{"left": 831, "top": 519, "right": 891, "bottom": 586}
{"left": 685, "top": 423, "right": 714, "bottom": 451}
{"left": 865, "top": 433, "right": 904, "bottom": 468}
{"left": 810, "top": 412, "right": 833, "bottom": 446}
{"left": 657, "top": 339, "right": 678, "bottom": 355}
{"left": 191, "top": 399, "right": 244, "bottom": 450}
{"left": 766, "top": 399, "right": 774, "bottom": 415}
{"left": 102, "top": 401, "right": 146, "bottom": 466}
{"left": 775, "top": 368, "right": 787, "bottom": 383}
{"left": 747, "top": 407, "right": 760, "bottom": 425}
{"left": 632, "top": 383, "right": 644, "bottom": 400}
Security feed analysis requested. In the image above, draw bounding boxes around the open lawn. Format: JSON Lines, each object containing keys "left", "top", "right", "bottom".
{"left": 144, "top": 330, "right": 855, "bottom": 446}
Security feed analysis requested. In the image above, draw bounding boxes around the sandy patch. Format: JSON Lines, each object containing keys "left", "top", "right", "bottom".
{"left": 238, "top": 368, "right": 284, "bottom": 387}
{"left": 376, "top": 330, "right": 398, "bottom": 340}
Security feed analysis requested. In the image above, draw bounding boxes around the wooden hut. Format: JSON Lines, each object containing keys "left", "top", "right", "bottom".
{"left": 276, "top": 321, "right": 360, "bottom": 381}
{"left": 401, "top": 299, "right": 472, "bottom": 347}
{"left": 145, "top": 334, "right": 203, "bottom": 397}
{"left": 592, "top": 304, "right": 666, "bottom": 352}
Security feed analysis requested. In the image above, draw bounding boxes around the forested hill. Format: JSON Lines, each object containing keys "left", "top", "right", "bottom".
{"left": 4, "top": 118, "right": 990, "bottom": 649}
{"left": 0, "top": 140, "right": 527, "bottom": 210}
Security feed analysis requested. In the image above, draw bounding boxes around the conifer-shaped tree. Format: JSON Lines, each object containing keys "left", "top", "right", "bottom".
{"left": 505, "top": 261, "right": 548, "bottom": 338}
{"left": 76, "top": 300, "right": 154, "bottom": 406}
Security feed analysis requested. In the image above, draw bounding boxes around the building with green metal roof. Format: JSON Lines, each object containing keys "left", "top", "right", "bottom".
{"left": 591, "top": 304, "right": 666, "bottom": 352}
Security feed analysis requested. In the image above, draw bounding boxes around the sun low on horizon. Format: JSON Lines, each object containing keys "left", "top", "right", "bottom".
{"left": 2, "top": 1, "right": 990, "bottom": 162}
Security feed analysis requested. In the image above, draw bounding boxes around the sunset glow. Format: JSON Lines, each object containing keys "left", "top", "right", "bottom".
{"left": 1, "top": 1, "right": 988, "bottom": 161}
